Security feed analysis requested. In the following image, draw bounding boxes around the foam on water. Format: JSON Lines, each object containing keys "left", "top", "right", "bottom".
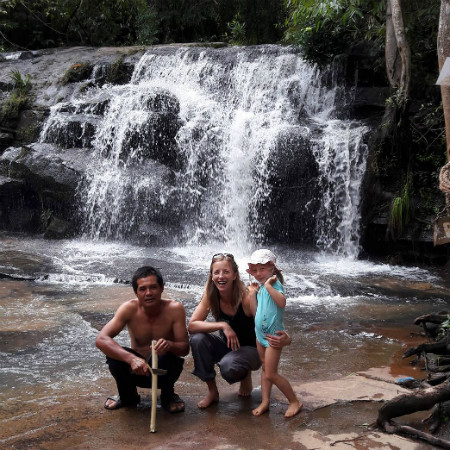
{"left": 310, "top": 254, "right": 437, "bottom": 281}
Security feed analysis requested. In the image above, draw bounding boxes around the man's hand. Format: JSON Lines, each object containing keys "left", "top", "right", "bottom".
{"left": 153, "top": 338, "right": 170, "bottom": 355}
{"left": 266, "top": 330, "right": 291, "bottom": 348}
{"left": 130, "top": 357, "right": 150, "bottom": 375}
{"left": 223, "top": 323, "right": 240, "bottom": 351}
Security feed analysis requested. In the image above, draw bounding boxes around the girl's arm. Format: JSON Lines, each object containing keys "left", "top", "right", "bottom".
{"left": 265, "top": 275, "right": 286, "bottom": 308}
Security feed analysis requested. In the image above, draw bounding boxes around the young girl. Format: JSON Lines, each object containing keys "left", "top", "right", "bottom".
{"left": 247, "top": 249, "right": 302, "bottom": 418}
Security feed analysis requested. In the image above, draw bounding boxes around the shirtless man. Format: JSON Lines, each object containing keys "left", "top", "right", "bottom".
{"left": 96, "top": 266, "right": 189, "bottom": 413}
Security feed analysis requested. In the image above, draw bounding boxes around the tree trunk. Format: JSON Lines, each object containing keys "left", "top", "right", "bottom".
{"left": 438, "top": 0, "right": 450, "bottom": 162}
{"left": 388, "top": 0, "right": 411, "bottom": 104}
{"left": 385, "top": 0, "right": 401, "bottom": 88}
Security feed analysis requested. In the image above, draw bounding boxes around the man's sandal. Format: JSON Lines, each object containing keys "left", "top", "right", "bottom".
{"left": 104, "top": 395, "right": 122, "bottom": 410}
{"left": 161, "top": 393, "right": 185, "bottom": 413}
{"left": 104, "top": 394, "right": 140, "bottom": 410}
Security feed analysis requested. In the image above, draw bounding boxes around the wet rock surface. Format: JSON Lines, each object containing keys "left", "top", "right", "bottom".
{"left": 1, "top": 270, "right": 448, "bottom": 450}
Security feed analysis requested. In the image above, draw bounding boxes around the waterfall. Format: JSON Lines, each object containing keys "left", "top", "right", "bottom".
{"left": 40, "top": 45, "right": 369, "bottom": 256}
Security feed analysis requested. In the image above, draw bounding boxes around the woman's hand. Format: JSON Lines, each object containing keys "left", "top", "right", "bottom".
{"left": 223, "top": 323, "right": 240, "bottom": 351}
{"left": 266, "top": 330, "right": 291, "bottom": 348}
{"left": 247, "top": 282, "right": 259, "bottom": 295}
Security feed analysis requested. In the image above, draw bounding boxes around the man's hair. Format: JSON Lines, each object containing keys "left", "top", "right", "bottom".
{"left": 131, "top": 266, "right": 164, "bottom": 293}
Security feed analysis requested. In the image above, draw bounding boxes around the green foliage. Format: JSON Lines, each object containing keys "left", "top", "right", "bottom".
{"left": 0, "top": 0, "right": 286, "bottom": 49}
{"left": 152, "top": 0, "right": 219, "bottom": 43}
{"left": 438, "top": 316, "right": 450, "bottom": 339}
{"left": 227, "top": 14, "right": 247, "bottom": 45}
{"left": 390, "top": 176, "right": 413, "bottom": 236}
{"left": 385, "top": 88, "right": 408, "bottom": 111}
{"left": 0, "top": 70, "right": 32, "bottom": 122}
{"left": 0, "top": 0, "right": 158, "bottom": 49}
{"left": 136, "top": 4, "right": 159, "bottom": 45}
{"left": 9, "top": 69, "right": 31, "bottom": 91}
{"left": 409, "top": 101, "right": 447, "bottom": 218}
{"left": 284, "top": 0, "right": 385, "bottom": 64}
{"left": 105, "top": 55, "right": 131, "bottom": 85}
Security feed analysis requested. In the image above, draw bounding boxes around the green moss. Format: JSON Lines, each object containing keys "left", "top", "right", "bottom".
{"left": 61, "top": 62, "right": 93, "bottom": 85}
{"left": 18, "top": 146, "right": 32, "bottom": 158}
{"left": 0, "top": 71, "right": 32, "bottom": 123}
{"left": 105, "top": 55, "right": 127, "bottom": 84}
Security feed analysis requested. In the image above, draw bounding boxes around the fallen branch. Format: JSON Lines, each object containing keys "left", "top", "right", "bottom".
{"left": 403, "top": 341, "right": 450, "bottom": 358}
{"left": 378, "top": 380, "right": 450, "bottom": 448}
{"left": 414, "top": 313, "right": 449, "bottom": 326}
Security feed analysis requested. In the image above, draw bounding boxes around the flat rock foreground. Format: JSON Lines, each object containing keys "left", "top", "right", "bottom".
{"left": 0, "top": 364, "right": 434, "bottom": 450}
{"left": 2, "top": 277, "right": 447, "bottom": 450}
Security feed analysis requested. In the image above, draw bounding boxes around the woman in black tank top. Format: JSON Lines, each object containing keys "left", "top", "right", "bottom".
{"left": 188, "top": 253, "right": 291, "bottom": 410}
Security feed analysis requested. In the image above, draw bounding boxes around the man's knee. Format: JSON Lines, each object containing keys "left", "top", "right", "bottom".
{"left": 106, "top": 356, "right": 129, "bottom": 376}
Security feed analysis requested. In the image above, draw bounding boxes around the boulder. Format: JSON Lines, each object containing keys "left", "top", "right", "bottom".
{"left": 43, "top": 114, "right": 98, "bottom": 149}
{"left": 0, "top": 145, "right": 83, "bottom": 191}
{"left": 0, "top": 131, "right": 14, "bottom": 151}
{"left": 0, "top": 144, "right": 88, "bottom": 232}
{"left": 121, "top": 111, "right": 182, "bottom": 168}
{"left": 261, "top": 126, "right": 320, "bottom": 243}
{"left": 43, "top": 216, "right": 72, "bottom": 239}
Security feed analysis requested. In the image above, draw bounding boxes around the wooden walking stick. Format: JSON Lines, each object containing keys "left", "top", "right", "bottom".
{"left": 143, "top": 341, "right": 166, "bottom": 432}
{"left": 150, "top": 340, "right": 158, "bottom": 432}
{"left": 138, "top": 360, "right": 165, "bottom": 432}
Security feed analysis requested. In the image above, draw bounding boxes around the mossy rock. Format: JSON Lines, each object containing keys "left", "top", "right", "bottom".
{"left": 105, "top": 55, "right": 133, "bottom": 85}
{"left": 15, "top": 109, "right": 48, "bottom": 144}
{"left": 61, "top": 62, "right": 93, "bottom": 85}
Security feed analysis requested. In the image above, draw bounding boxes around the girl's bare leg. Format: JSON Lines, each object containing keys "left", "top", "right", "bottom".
{"left": 238, "top": 370, "right": 253, "bottom": 397}
{"left": 197, "top": 379, "right": 219, "bottom": 409}
{"left": 252, "top": 342, "right": 271, "bottom": 416}
{"left": 263, "top": 346, "right": 303, "bottom": 418}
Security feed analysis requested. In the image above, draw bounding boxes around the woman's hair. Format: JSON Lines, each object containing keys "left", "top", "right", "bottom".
{"left": 204, "top": 253, "right": 246, "bottom": 320}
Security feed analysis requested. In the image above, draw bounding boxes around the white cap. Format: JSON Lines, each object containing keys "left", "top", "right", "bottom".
{"left": 248, "top": 249, "right": 276, "bottom": 265}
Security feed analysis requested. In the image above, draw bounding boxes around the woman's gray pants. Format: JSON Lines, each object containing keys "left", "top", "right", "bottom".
{"left": 190, "top": 333, "right": 261, "bottom": 384}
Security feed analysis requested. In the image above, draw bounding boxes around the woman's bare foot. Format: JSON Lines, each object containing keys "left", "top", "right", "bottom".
{"left": 252, "top": 401, "right": 270, "bottom": 416}
{"left": 284, "top": 401, "right": 302, "bottom": 418}
{"left": 238, "top": 371, "right": 253, "bottom": 397}
{"left": 197, "top": 390, "right": 219, "bottom": 409}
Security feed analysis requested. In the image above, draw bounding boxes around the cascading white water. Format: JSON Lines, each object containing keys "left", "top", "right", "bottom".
{"left": 313, "top": 121, "right": 369, "bottom": 257}
{"left": 40, "top": 45, "right": 369, "bottom": 256}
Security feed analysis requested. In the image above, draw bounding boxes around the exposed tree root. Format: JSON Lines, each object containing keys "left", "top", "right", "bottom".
{"left": 378, "top": 309, "right": 450, "bottom": 449}
{"left": 380, "top": 422, "right": 450, "bottom": 449}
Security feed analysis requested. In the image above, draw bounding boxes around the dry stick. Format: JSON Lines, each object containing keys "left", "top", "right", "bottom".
{"left": 150, "top": 340, "right": 158, "bottom": 433}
